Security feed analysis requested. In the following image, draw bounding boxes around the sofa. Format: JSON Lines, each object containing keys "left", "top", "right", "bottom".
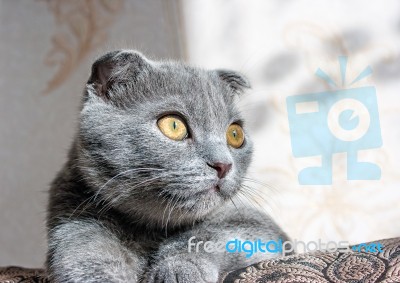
{"left": 1, "top": 237, "right": 399, "bottom": 283}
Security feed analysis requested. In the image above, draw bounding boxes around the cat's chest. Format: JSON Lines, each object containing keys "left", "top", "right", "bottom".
{"left": 123, "top": 225, "right": 180, "bottom": 248}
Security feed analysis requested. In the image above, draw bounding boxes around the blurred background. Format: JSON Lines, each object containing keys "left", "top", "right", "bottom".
{"left": 1, "top": 0, "right": 399, "bottom": 267}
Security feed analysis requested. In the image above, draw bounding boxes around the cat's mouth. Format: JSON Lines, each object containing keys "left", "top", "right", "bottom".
{"left": 142, "top": 177, "right": 237, "bottom": 220}
{"left": 214, "top": 179, "right": 234, "bottom": 194}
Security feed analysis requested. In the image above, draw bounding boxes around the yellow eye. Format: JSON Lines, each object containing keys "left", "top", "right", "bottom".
{"left": 226, "top": 124, "right": 245, "bottom": 148}
{"left": 157, "top": 115, "right": 188, "bottom": 141}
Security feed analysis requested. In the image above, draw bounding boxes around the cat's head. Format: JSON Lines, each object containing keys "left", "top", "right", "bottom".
{"left": 78, "top": 50, "right": 252, "bottom": 228}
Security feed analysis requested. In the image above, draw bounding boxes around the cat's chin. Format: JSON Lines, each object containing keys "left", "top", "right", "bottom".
{"left": 155, "top": 184, "right": 238, "bottom": 227}
{"left": 118, "top": 186, "right": 233, "bottom": 229}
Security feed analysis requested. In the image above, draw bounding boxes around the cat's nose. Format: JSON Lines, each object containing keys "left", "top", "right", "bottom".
{"left": 207, "top": 162, "right": 232, "bottom": 179}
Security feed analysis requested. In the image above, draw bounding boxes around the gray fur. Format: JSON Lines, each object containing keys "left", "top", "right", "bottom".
{"left": 46, "top": 50, "right": 288, "bottom": 283}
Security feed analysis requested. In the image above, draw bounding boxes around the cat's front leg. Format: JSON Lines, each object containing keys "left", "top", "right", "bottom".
{"left": 47, "top": 219, "right": 146, "bottom": 283}
{"left": 145, "top": 204, "right": 288, "bottom": 283}
{"left": 144, "top": 244, "right": 219, "bottom": 283}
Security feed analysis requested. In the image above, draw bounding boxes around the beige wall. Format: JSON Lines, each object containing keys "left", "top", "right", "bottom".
{"left": 0, "top": 0, "right": 185, "bottom": 267}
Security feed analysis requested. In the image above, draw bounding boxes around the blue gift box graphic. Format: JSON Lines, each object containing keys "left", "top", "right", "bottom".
{"left": 286, "top": 57, "right": 382, "bottom": 185}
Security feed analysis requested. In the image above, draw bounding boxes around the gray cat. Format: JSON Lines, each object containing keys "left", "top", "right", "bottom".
{"left": 46, "top": 50, "right": 288, "bottom": 283}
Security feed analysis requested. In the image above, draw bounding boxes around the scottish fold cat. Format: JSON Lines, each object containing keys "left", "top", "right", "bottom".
{"left": 46, "top": 50, "right": 288, "bottom": 282}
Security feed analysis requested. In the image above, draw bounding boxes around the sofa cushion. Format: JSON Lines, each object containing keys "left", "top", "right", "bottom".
{"left": 1, "top": 238, "right": 399, "bottom": 283}
{"left": 222, "top": 237, "right": 400, "bottom": 282}
{"left": 0, "top": 266, "right": 48, "bottom": 282}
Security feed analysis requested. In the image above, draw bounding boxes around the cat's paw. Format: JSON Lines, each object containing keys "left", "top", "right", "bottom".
{"left": 145, "top": 255, "right": 219, "bottom": 283}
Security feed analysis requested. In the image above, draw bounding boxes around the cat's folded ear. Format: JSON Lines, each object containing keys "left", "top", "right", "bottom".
{"left": 86, "top": 50, "right": 150, "bottom": 100}
{"left": 215, "top": 69, "right": 251, "bottom": 95}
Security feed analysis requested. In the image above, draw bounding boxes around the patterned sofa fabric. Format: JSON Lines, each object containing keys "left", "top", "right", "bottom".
{"left": 0, "top": 266, "right": 48, "bottom": 283}
{"left": 222, "top": 238, "right": 400, "bottom": 283}
{"left": 1, "top": 238, "right": 399, "bottom": 283}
